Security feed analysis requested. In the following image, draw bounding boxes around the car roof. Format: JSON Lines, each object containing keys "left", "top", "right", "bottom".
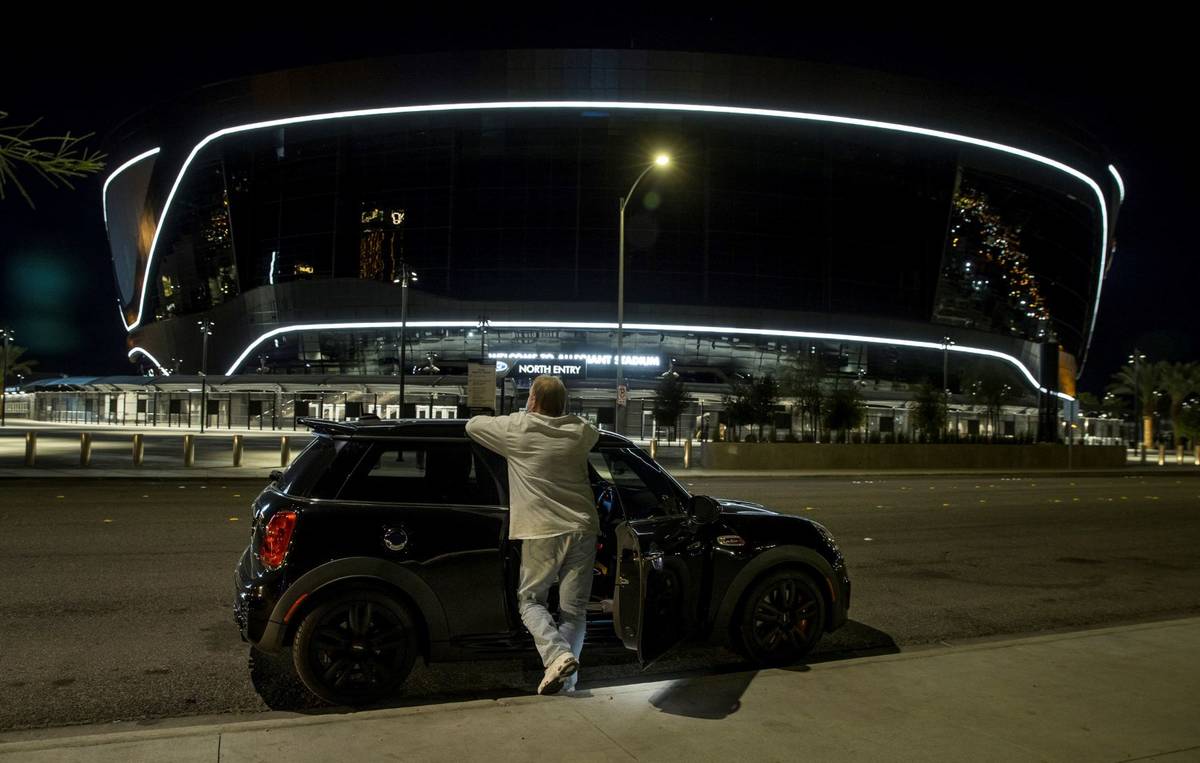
{"left": 297, "top": 417, "right": 635, "bottom": 447}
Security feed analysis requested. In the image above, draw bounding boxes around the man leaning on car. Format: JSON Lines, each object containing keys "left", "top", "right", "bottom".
{"left": 465, "top": 375, "right": 599, "bottom": 695}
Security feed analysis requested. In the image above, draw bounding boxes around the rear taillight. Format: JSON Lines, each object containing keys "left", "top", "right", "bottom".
{"left": 259, "top": 510, "right": 298, "bottom": 569}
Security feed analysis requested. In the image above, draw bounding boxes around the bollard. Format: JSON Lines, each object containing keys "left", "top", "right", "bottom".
{"left": 280, "top": 436, "right": 291, "bottom": 467}
{"left": 183, "top": 434, "right": 195, "bottom": 467}
{"left": 24, "top": 431, "right": 36, "bottom": 466}
{"left": 649, "top": 438, "right": 658, "bottom": 460}
{"left": 1195, "top": 445, "right": 1199, "bottom": 467}
{"left": 684, "top": 438, "right": 692, "bottom": 469}
{"left": 80, "top": 432, "right": 92, "bottom": 467}
{"left": 132, "top": 433, "right": 144, "bottom": 466}
{"left": 1179, "top": 446, "right": 1185, "bottom": 466}
{"left": 232, "top": 434, "right": 244, "bottom": 467}
{"left": 1158, "top": 443, "right": 1165, "bottom": 466}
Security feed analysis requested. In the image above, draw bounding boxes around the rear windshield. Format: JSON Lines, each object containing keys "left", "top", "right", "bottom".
{"left": 277, "top": 436, "right": 341, "bottom": 497}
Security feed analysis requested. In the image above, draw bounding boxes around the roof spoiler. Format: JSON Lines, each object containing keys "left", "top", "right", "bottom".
{"left": 296, "top": 417, "right": 357, "bottom": 435}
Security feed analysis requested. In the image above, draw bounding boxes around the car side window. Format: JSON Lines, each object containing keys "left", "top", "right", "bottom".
{"left": 596, "top": 448, "right": 683, "bottom": 520}
{"left": 588, "top": 452, "right": 614, "bottom": 483}
{"left": 337, "top": 441, "right": 501, "bottom": 505}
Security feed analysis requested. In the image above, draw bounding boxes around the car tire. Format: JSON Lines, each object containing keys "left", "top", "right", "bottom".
{"left": 734, "top": 569, "right": 826, "bottom": 666}
{"left": 291, "top": 587, "right": 419, "bottom": 706}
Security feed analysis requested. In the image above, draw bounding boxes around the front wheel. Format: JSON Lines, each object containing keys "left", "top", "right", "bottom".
{"left": 734, "top": 570, "right": 826, "bottom": 666}
{"left": 291, "top": 588, "right": 419, "bottom": 706}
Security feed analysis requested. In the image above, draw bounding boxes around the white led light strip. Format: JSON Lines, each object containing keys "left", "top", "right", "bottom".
{"left": 1108, "top": 164, "right": 1126, "bottom": 204}
{"left": 120, "top": 100, "right": 1113, "bottom": 369}
{"left": 216, "top": 320, "right": 1074, "bottom": 401}
{"left": 102, "top": 148, "right": 161, "bottom": 230}
{"left": 127, "top": 346, "right": 170, "bottom": 376}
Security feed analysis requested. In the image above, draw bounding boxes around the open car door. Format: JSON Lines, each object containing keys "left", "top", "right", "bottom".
{"left": 612, "top": 517, "right": 706, "bottom": 667}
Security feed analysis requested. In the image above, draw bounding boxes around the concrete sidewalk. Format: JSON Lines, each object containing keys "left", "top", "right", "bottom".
{"left": 2, "top": 618, "right": 1197, "bottom": 762}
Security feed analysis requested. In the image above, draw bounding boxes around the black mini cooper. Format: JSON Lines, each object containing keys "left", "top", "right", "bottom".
{"left": 234, "top": 418, "right": 850, "bottom": 705}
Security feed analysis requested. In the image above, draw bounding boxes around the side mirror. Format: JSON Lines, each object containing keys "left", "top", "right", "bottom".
{"left": 269, "top": 469, "right": 283, "bottom": 484}
{"left": 688, "top": 495, "right": 721, "bottom": 526}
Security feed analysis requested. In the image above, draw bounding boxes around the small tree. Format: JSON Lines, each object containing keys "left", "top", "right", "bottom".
{"left": 750, "top": 374, "right": 781, "bottom": 441}
{"left": 781, "top": 353, "right": 825, "bottom": 441}
{"left": 963, "top": 363, "right": 1015, "bottom": 440}
{"left": 911, "top": 382, "right": 947, "bottom": 441}
{"left": 824, "top": 386, "right": 865, "bottom": 443}
{"left": 1, "top": 113, "right": 106, "bottom": 207}
{"left": 721, "top": 377, "right": 755, "bottom": 441}
{"left": 652, "top": 373, "right": 690, "bottom": 443}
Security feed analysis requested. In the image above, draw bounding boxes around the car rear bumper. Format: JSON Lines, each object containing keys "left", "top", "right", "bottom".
{"left": 233, "top": 547, "right": 276, "bottom": 648}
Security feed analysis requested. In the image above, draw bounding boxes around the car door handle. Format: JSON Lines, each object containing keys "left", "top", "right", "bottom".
{"left": 382, "top": 526, "right": 409, "bottom": 552}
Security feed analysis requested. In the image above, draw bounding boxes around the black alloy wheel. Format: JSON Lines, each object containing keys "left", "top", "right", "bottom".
{"left": 736, "top": 570, "right": 826, "bottom": 666}
{"left": 292, "top": 588, "right": 418, "bottom": 706}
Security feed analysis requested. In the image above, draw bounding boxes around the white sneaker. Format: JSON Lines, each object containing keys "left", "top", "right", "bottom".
{"left": 537, "top": 653, "right": 579, "bottom": 695}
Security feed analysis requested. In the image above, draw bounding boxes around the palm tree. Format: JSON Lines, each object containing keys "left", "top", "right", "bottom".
{"left": 1108, "top": 361, "right": 1166, "bottom": 448}
{"left": 1160, "top": 362, "right": 1200, "bottom": 448}
{"left": 1, "top": 112, "right": 107, "bottom": 207}
{"left": 1, "top": 343, "right": 38, "bottom": 385}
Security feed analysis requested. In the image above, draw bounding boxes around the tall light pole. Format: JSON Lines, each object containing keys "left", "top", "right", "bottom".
{"left": 1130, "top": 349, "right": 1146, "bottom": 463}
{"left": 616, "top": 153, "right": 670, "bottom": 435}
{"left": 394, "top": 257, "right": 418, "bottom": 419}
{"left": 197, "top": 319, "right": 214, "bottom": 433}
{"left": 477, "top": 315, "right": 489, "bottom": 359}
{"left": 942, "top": 335, "right": 954, "bottom": 438}
{"left": 1, "top": 328, "right": 13, "bottom": 427}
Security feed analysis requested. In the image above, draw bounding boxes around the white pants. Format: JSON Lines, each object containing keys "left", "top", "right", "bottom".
{"left": 517, "top": 532, "right": 597, "bottom": 689}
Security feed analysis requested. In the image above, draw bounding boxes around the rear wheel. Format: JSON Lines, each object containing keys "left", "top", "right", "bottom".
{"left": 291, "top": 588, "right": 418, "bottom": 706}
{"left": 734, "top": 570, "right": 826, "bottom": 666}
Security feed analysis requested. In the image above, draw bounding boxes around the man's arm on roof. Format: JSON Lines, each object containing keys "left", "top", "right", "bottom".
{"left": 466, "top": 414, "right": 512, "bottom": 456}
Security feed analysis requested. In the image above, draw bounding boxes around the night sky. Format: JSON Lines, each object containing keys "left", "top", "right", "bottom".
{"left": 1, "top": 15, "right": 1193, "bottom": 393}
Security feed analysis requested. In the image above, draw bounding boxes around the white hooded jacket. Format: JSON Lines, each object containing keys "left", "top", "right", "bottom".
{"left": 465, "top": 412, "right": 601, "bottom": 539}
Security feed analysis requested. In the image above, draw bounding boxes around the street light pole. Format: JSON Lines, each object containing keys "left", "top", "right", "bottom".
{"left": 396, "top": 256, "right": 417, "bottom": 419}
{"left": 198, "top": 320, "right": 214, "bottom": 433}
{"left": 616, "top": 154, "right": 669, "bottom": 435}
{"left": 1, "top": 328, "right": 12, "bottom": 427}
{"left": 1131, "top": 349, "right": 1145, "bottom": 463}
{"left": 942, "top": 335, "right": 954, "bottom": 438}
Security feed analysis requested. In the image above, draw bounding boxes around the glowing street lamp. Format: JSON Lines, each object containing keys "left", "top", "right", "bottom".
{"left": 616, "top": 153, "right": 670, "bottom": 434}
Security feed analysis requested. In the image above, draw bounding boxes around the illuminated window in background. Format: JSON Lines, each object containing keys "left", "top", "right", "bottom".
{"left": 932, "top": 180, "right": 1055, "bottom": 344}
{"left": 152, "top": 162, "right": 242, "bottom": 319}
{"left": 359, "top": 205, "right": 406, "bottom": 282}
{"left": 159, "top": 275, "right": 178, "bottom": 316}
